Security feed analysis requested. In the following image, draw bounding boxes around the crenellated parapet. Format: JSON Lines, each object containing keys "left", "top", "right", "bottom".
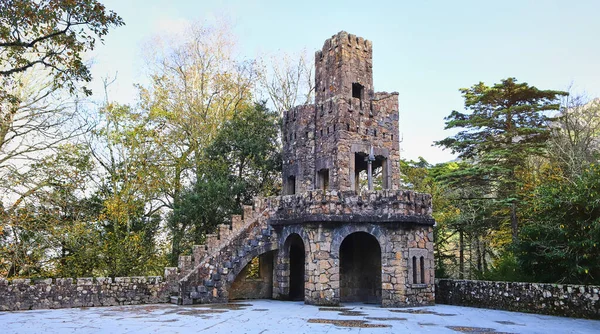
{"left": 282, "top": 31, "right": 401, "bottom": 194}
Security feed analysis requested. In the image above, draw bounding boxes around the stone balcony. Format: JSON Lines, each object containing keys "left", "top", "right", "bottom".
{"left": 266, "top": 189, "right": 434, "bottom": 226}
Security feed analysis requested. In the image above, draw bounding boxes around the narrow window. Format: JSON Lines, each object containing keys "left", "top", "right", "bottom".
{"left": 318, "top": 169, "right": 329, "bottom": 190}
{"left": 352, "top": 83, "right": 364, "bottom": 100}
{"left": 374, "top": 130, "right": 377, "bottom": 137}
{"left": 347, "top": 124, "right": 350, "bottom": 131}
{"left": 305, "top": 132, "right": 309, "bottom": 139}
{"left": 287, "top": 175, "right": 296, "bottom": 195}
{"left": 420, "top": 256, "right": 425, "bottom": 284}
{"left": 391, "top": 134, "right": 394, "bottom": 141}
{"left": 412, "top": 256, "right": 417, "bottom": 284}
{"left": 320, "top": 129, "right": 323, "bottom": 137}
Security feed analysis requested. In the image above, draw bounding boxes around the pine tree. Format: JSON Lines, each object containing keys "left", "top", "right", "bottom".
{"left": 436, "top": 78, "right": 567, "bottom": 242}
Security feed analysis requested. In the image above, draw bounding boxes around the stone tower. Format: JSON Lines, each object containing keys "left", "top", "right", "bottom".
{"left": 282, "top": 31, "right": 401, "bottom": 194}
{"left": 173, "top": 32, "right": 435, "bottom": 308}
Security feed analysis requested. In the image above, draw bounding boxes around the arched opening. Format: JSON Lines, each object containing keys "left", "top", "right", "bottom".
{"left": 287, "top": 233, "right": 305, "bottom": 301}
{"left": 340, "top": 232, "right": 381, "bottom": 304}
{"left": 354, "top": 152, "right": 388, "bottom": 192}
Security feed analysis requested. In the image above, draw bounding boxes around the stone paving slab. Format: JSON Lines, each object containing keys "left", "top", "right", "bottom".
{"left": 1, "top": 300, "right": 599, "bottom": 333}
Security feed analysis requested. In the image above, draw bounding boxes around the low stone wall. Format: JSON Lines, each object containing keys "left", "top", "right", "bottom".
{"left": 436, "top": 279, "right": 600, "bottom": 319}
{"left": 0, "top": 276, "right": 170, "bottom": 311}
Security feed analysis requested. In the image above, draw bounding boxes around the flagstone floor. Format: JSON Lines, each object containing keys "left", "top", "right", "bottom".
{"left": 2, "top": 299, "right": 599, "bottom": 333}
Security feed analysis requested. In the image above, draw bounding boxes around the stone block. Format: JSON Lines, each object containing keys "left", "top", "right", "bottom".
{"left": 33, "top": 278, "right": 53, "bottom": 285}
{"left": 76, "top": 278, "right": 93, "bottom": 285}
{"left": 95, "top": 277, "right": 112, "bottom": 284}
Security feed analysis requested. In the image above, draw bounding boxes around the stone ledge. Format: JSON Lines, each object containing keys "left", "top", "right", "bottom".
{"left": 269, "top": 214, "right": 435, "bottom": 226}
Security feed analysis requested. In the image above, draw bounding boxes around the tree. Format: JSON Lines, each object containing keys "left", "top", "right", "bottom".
{"left": 0, "top": 71, "right": 87, "bottom": 184}
{"left": 436, "top": 78, "right": 567, "bottom": 242}
{"left": 205, "top": 101, "right": 281, "bottom": 204}
{"left": 138, "top": 21, "right": 256, "bottom": 264}
{"left": 86, "top": 101, "right": 166, "bottom": 277}
{"left": 169, "top": 102, "right": 281, "bottom": 263}
{"left": 548, "top": 95, "right": 600, "bottom": 178}
{"left": 0, "top": 0, "right": 123, "bottom": 95}
{"left": 0, "top": 144, "right": 97, "bottom": 277}
{"left": 257, "top": 50, "right": 314, "bottom": 116}
{"left": 518, "top": 163, "right": 600, "bottom": 284}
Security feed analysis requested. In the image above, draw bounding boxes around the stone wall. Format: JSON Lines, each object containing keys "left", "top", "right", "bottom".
{"left": 0, "top": 276, "right": 170, "bottom": 311}
{"left": 272, "top": 221, "right": 435, "bottom": 307}
{"left": 229, "top": 251, "right": 275, "bottom": 300}
{"left": 282, "top": 31, "right": 401, "bottom": 194}
{"left": 436, "top": 279, "right": 600, "bottom": 319}
{"left": 269, "top": 189, "right": 434, "bottom": 225}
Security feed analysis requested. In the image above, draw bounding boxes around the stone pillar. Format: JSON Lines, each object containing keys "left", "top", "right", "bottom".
{"left": 305, "top": 226, "right": 339, "bottom": 306}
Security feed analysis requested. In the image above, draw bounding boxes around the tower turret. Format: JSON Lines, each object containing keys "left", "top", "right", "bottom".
{"left": 282, "top": 31, "right": 401, "bottom": 194}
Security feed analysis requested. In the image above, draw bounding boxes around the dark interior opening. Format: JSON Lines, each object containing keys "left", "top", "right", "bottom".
{"left": 412, "top": 256, "right": 418, "bottom": 284}
{"left": 352, "top": 82, "right": 364, "bottom": 100}
{"left": 286, "top": 175, "right": 296, "bottom": 195}
{"left": 420, "top": 256, "right": 425, "bottom": 284}
{"left": 317, "top": 168, "right": 329, "bottom": 190}
{"left": 340, "top": 232, "right": 382, "bottom": 304}
{"left": 288, "top": 234, "right": 305, "bottom": 301}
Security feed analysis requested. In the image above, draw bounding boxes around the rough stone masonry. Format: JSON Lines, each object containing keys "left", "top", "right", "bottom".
{"left": 173, "top": 31, "right": 436, "bottom": 308}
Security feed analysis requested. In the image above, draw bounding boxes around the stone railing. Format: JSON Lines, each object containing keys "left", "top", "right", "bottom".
{"left": 436, "top": 279, "right": 600, "bottom": 319}
{"left": 0, "top": 276, "right": 169, "bottom": 311}
{"left": 268, "top": 189, "right": 434, "bottom": 225}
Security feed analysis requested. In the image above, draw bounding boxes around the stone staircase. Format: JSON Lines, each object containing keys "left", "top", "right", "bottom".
{"left": 168, "top": 198, "right": 279, "bottom": 305}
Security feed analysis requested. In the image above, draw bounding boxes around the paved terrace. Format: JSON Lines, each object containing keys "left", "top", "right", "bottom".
{"left": 2, "top": 300, "right": 599, "bottom": 333}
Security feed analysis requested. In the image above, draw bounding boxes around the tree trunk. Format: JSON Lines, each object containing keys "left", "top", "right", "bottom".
{"left": 476, "top": 236, "right": 482, "bottom": 274}
{"left": 459, "top": 229, "right": 464, "bottom": 279}
{"left": 511, "top": 202, "right": 519, "bottom": 243}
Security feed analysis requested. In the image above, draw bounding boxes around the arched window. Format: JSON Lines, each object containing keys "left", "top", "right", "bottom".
{"left": 420, "top": 256, "right": 425, "bottom": 284}
{"left": 412, "top": 256, "right": 417, "bottom": 284}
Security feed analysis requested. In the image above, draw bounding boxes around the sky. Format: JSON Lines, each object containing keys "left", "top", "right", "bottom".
{"left": 88, "top": 0, "right": 600, "bottom": 164}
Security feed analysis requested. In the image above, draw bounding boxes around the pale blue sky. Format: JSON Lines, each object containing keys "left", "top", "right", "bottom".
{"left": 88, "top": 0, "right": 600, "bottom": 164}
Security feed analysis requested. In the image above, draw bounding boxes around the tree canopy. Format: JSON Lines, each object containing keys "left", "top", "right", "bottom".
{"left": 0, "top": 0, "right": 124, "bottom": 95}
{"left": 436, "top": 78, "right": 568, "bottom": 241}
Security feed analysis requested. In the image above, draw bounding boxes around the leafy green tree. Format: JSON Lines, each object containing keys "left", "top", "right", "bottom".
{"left": 168, "top": 102, "right": 281, "bottom": 264}
{"left": 0, "top": 144, "right": 98, "bottom": 277}
{"left": 518, "top": 163, "right": 600, "bottom": 284}
{"left": 436, "top": 78, "right": 567, "bottom": 242}
{"left": 88, "top": 101, "right": 167, "bottom": 276}
{"left": 0, "top": 0, "right": 123, "bottom": 95}
{"left": 205, "top": 101, "right": 281, "bottom": 203}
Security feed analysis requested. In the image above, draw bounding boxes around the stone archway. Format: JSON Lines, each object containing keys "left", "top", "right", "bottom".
{"left": 285, "top": 233, "right": 305, "bottom": 301}
{"left": 339, "top": 232, "right": 382, "bottom": 304}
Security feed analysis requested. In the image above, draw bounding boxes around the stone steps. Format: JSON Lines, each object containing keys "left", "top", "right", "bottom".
{"left": 170, "top": 199, "right": 278, "bottom": 305}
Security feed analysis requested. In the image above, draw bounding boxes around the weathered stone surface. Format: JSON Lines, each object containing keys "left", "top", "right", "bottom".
{"left": 282, "top": 31, "right": 401, "bottom": 194}
{"left": 0, "top": 277, "right": 170, "bottom": 311}
{"left": 436, "top": 279, "right": 600, "bottom": 319}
